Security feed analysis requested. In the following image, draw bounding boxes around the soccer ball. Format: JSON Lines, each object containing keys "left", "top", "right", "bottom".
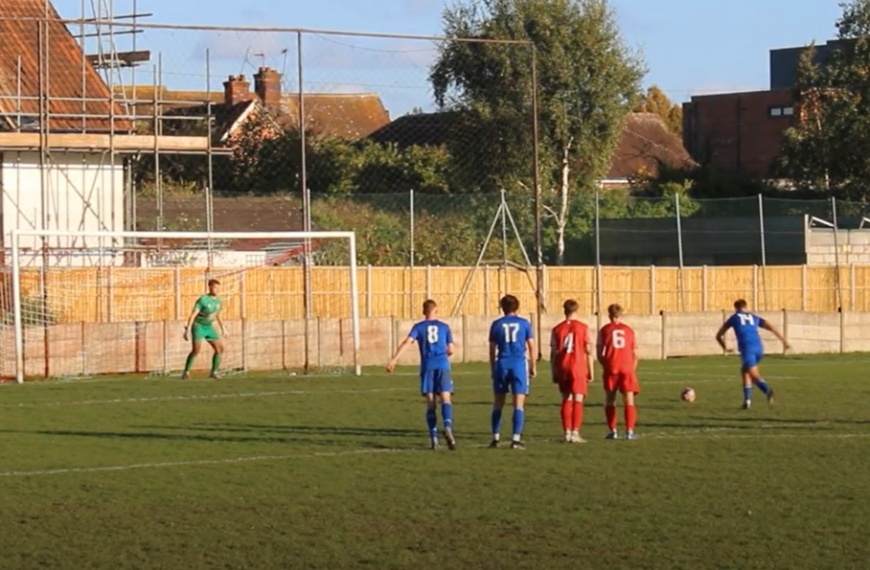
{"left": 680, "top": 388, "right": 696, "bottom": 403}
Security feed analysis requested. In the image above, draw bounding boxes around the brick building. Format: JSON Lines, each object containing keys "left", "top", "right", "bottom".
{"left": 682, "top": 40, "right": 841, "bottom": 179}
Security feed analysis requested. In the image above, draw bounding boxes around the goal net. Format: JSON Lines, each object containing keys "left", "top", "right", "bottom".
{"left": 2, "top": 230, "right": 360, "bottom": 383}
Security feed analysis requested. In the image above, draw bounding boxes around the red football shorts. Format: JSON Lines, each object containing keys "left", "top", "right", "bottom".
{"left": 603, "top": 371, "right": 640, "bottom": 394}
{"left": 553, "top": 370, "right": 588, "bottom": 396}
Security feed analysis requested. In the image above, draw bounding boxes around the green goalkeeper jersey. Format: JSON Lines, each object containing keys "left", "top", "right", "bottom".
{"left": 193, "top": 294, "right": 221, "bottom": 325}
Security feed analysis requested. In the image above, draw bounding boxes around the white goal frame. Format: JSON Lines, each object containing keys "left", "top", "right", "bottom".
{"left": 9, "top": 229, "right": 361, "bottom": 383}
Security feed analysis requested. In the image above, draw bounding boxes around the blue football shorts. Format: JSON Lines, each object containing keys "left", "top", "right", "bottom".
{"left": 740, "top": 350, "right": 763, "bottom": 370}
{"left": 420, "top": 369, "right": 453, "bottom": 395}
{"left": 492, "top": 360, "right": 529, "bottom": 395}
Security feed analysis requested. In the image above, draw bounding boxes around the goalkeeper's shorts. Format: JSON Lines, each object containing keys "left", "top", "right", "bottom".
{"left": 191, "top": 322, "right": 220, "bottom": 342}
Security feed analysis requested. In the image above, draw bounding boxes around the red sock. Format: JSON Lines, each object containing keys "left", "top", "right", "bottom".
{"left": 572, "top": 401, "right": 584, "bottom": 432}
{"left": 560, "top": 400, "right": 572, "bottom": 431}
{"left": 605, "top": 405, "right": 617, "bottom": 431}
{"left": 625, "top": 405, "right": 637, "bottom": 431}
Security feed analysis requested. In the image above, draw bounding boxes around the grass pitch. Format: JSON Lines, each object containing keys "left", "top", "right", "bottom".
{"left": 1, "top": 354, "right": 869, "bottom": 569}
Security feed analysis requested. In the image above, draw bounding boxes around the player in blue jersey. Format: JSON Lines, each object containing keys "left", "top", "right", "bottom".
{"left": 488, "top": 294, "right": 537, "bottom": 450}
{"left": 387, "top": 299, "right": 457, "bottom": 450}
{"left": 716, "top": 299, "right": 790, "bottom": 409}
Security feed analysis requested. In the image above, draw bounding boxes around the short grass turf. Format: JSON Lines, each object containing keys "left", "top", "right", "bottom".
{"left": 1, "top": 354, "right": 869, "bottom": 570}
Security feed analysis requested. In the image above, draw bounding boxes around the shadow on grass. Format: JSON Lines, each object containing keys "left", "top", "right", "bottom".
{"left": 0, "top": 426, "right": 428, "bottom": 448}
{"left": 698, "top": 416, "right": 870, "bottom": 426}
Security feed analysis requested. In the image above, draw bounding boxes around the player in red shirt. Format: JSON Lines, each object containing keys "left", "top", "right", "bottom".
{"left": 550, "top": 299, "right": 594, "bottom": 443}
{"left": 597, "top": 303, "right": 640, "bottom": 440}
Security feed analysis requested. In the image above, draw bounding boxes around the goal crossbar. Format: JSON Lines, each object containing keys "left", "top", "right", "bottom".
{"left": 8, "top": 229, "right": 362, "bottom": 383}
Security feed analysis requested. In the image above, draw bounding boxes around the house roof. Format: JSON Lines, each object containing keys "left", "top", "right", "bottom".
{"left": 0, "top": 0, "right": 129, "bottom": 133}
{"left": 367, "top": 110, "right": 693, "bottom": 180}
{"left": 163, "top": 100, "right": 255, "bottom": 140}
{"left": 606, "top": 113, "right": 694, "bottom": 179}
{"left": 139, "top": 89, "right": 390, "bottom": 141}
{"left": 276, "top": 93, "right": 390, "bottom": 140}
{"left": 113, "top": 85, "right": 225, "bottom": 118}
{"left": 367, "top": 112, "right": 461, "bottom": 148}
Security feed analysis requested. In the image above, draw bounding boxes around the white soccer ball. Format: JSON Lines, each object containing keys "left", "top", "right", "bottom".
{"left": 680, "top": 387, "right": 696, "bottom": 403}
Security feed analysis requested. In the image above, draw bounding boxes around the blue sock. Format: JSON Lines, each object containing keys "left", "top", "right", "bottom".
{"left": 491, "top": 408, "right": 503, "bottom": 437}
{"left": 512, "top": 408, "right": 525, "bottom": 439}
{"left": 442, "top": 402, "right": 453, "bottom": 430}
{"left": 743, "top": 386, "right": 752, "bottom": 402}
{"left": 426, "top": 407, "right": 437, "bottom": 437}
{"left": 755, "top": 379, "right": 771, "bottom": 396}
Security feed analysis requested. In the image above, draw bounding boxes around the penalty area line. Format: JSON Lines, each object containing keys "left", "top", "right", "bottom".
{"left": 0, "top": 447, "right": 422, "bottom": 478}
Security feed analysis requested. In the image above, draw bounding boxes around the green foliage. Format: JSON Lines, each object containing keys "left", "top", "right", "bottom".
{"left": 634, "top": 85, "right": 683, "bottom": 135}
{"left": 227, "top": 115, "right": 453, "bottom": 195}
{"left": 311, "top": 194, "right": 527, "bottom": 266}
{"left": 636, "top": 162, "right": 774, "bottom": 199}
{"left": 431, "top": 0, "right": 646, "bottom": 187}
{"left": 430, "top": 0, "right": 646, "bottom": 261}
{"left": 778, "top": 0, "right": 870, "bottom": 199}
{"left": 136, "top": 213, "right": 204, "bottom": 232}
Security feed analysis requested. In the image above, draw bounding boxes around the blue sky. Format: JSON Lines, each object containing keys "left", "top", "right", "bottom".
{"left": 55, "top": 0, "right": 843, "bottom": 115}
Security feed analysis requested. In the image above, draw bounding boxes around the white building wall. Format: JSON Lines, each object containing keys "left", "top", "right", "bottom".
{"left": 1, "top": 151, "right": 125, "bottom": 265}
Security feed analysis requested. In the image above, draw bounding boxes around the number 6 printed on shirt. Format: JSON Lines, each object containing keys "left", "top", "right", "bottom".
{"left": 612, "top": 329, "right": 626, "bottom": 349}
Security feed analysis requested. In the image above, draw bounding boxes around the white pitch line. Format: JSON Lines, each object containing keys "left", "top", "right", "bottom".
{"left": 2, "top": 428, "right": 870, "bottom": 478}
{"left": 0, "top": 447, "right": 421, "bottom": 478}
{"left": 0, "top": 373, "right": 793, "bottom": 411}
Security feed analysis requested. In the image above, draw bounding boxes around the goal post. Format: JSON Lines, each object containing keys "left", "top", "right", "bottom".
{"left": 7, "top": 229, "right": 361, "bottom": 383}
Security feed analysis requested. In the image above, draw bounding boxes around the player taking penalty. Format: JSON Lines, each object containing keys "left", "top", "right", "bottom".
{"left": 598, "top": 303, "right": 640, "bottom": 440}
{"left": 489, "top": 294, "right": 536, "bottom": 450}
{"left": 387, "top": 300, "right": 457, "bottom": 450}
{"left": 716, "top": 299, "right": 790, "bottom": 409}
{"left": 550, "top": 299, "right": 594, "bottom": 443}
{"left": 182, "top": 279, "right": 227, "bottom": 380}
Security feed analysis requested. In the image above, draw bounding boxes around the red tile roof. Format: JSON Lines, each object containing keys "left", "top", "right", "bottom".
{"left": 607, "top": 113, "right": 694, "bottom": 179}
{"left": 276, "top": 93, "right": 390, "bottom": 140}
{"left": 0, "top": 0, "right": 129, "bottom": 132}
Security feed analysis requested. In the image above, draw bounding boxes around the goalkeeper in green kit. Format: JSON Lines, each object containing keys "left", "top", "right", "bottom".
{"left": 182, "top": 279, "right": 227, "bottom": 379}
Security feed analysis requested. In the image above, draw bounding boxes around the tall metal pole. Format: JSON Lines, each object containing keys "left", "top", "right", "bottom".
{"left": 595, "top": 187, "right": 601, "bottom": 317}
{"left": 409, "top": 188, "right": 415, "bottom": 316}
{"left": 531, "top": 45, "right": 543, "bottom": 359}
{"left": 758, "top": 194, "right": 767, "bottom": 310}
{"left": 38, "top": 19, "right": 50, "bottom": 379}
{"left": 206, "top": 48, "right": 214, "bottom": 269}
{"left": 758, "top": 194, "right": 767, "bottom": 266}
{"left": 298, "top": 31, "right": 313, "bottom": 372}
{"left": 675, "top": 193, "right": 685, "bottom": 312}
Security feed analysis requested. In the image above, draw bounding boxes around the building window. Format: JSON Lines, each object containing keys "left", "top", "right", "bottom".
{"left": 769, "top": 105, "right": 795, "bottom": 117}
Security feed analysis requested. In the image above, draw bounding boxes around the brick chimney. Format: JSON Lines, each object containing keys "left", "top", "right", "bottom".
{"left": 254, "top": 67, "right": 282, "bottom": 109}
{"left": 223, "top": 74, "right": 251, "bottom": 106}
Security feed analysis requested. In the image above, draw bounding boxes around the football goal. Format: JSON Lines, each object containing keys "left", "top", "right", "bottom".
{"left": 3, "top": 229, "right": 361, "bottom": 383}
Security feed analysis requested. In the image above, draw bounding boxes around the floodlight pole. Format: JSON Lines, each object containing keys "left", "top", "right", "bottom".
{"left": 531, "top": 45, "right": 544, "bottom": 359}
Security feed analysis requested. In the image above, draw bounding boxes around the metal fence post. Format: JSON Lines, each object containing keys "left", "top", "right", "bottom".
{"left": 832, "top": 196, "right": 842, "bottom": 310}
{"left": 758, "top": 194, "right": 767, "bottom": 310}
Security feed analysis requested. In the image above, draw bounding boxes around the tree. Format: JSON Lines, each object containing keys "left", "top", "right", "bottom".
{"left": 430, "top": 0, "right": 645, "bottom": 263}
{"left": 779, "top": 0, "right": 870, "bottom": 199}
{"left": 635, "top": 85, "right": 683, "bottom": 136}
